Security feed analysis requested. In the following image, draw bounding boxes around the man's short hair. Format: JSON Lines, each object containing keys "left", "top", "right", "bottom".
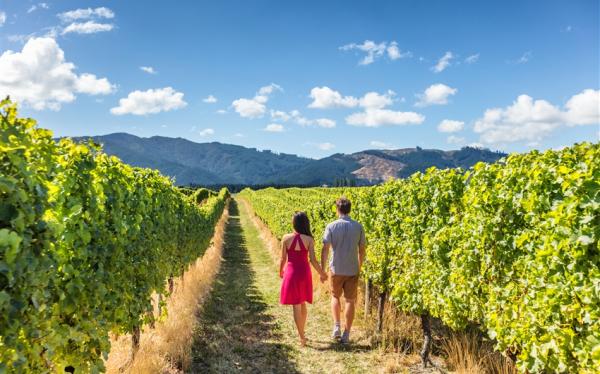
{"left": 336, "top": 197, "right": 351, "bottom": 215}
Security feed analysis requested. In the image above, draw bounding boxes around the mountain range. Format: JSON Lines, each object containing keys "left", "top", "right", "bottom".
{"left": 74, "top": 133, "right": 507, "bottom": 186}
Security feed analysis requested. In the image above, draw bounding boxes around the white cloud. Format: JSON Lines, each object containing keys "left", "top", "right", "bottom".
{"left": 271, "top": 109, "right": 336, "bottom": 128}
{"left": 340, "top": 40, "right": 411, "bottom": 65}
{"left": 270, "top": 110, "right": 291, "bottom": 121}
{"left": 432, "top": 51, "right": 453, "bottom": 73}
{"left": 140, "top": 66, "right": 157, "bottom": 74}
{"left": 264, "top": 123, "right": 284, "bottom": 132}
{"left": 58, "top": 7, "right": 114, "bottom": 22}
{"left": 511, "top": 51, "right": 532, "bottom": 64}
{"left": 75, "top": 73, "right": 114, "bottom": 95}
{"left": 308, "top": 86, "right": 358, "bottom": 109}
{"left": 387, "top": 41, "right": 412, "bottom": 60}
{"left": 346, "top": 109, "right": 424, "bottom": 127}
{"left": 232, "top": 83, "right": 281, "bottom": 118}
{"left": 317, "top": 142, "right": 335, "bottom": 151}
{"left": 0, "top": 37, "right": 115, "bottom": 110}
{"left": 447, "top": 135, "right": 466, "bottom": 145}
{"left": 370, "top": 140, "right": 394, "bottom": 149}
{"left": 216, "top": 109, "right": 227, "bottom": 114}
{"left": 198, "top": 128, "right": 214, "bottom": 137}
{"left": 110, "top": 87, "right": 187, "bottom": 115}
{"left": 474, "top": 89, "right": 600, "bottom": 144}
{"left": 359, "top": 90, "right": 396, "bottom": 109}
{"left": 564, "top": 89, "right": 600, "bottom": 125}
{"left": 415, "top": 83, "right": 457, "bottom": 107}
{"left": 234, "top": 133, "right": 244, "bottom": 138}
{"left": 314, "top": 118, "right": 336, "bottom": 128}
{"left": 62, "top": 21, "right": 113, "bottom": 35}
{"left": 203, "top": 95, "right": 218, "bottom": 103}
{"left": 438, "top": 119, "right": 465, "bottom": 133}
{"left": 465, "top": 53, "right": 480, "bottom": 64}
{"left": 468, "top": 142, "right": 484, "bottom": 149}
{"left": 27, "top": 3, "right": 49, "bottom": 13}
{"left": 0, "top": 11, "right": 6, "bottom": 27}
{"left": 232, "top": 98, "right": 265, "bottom": 118}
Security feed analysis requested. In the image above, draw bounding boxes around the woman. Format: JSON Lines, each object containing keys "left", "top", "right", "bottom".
{"left": 279, "top": 211, "right": 328, "bottom": 346}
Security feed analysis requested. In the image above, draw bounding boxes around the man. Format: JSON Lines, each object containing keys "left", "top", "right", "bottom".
{"left": 321, "top": 197, "right": 366, "bottom": 344}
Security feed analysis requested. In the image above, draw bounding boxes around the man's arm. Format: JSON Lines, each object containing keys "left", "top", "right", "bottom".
{"left": 358, "top": 243, "right": 366, "bottom": 271}
{"left": 358, "top": 225, "right": 366, "bottom": 271}
{"left": 321, "top": 243, "right": 330, "bottom": 273}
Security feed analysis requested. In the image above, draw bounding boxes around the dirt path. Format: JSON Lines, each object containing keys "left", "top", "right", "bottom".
{"left": 190, "top": 199, "right": 426, "bottom": 373}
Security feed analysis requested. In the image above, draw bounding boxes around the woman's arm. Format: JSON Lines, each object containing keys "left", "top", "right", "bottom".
{"left": 279, "top": 237, "right": 287, "bottom": 278}
{"left": 308, "top": 239, "right": 327, "bottom": 282}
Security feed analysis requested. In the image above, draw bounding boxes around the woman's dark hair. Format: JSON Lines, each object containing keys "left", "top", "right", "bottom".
{"left": 292, "top": 211, "right": 313, "bottom": 237}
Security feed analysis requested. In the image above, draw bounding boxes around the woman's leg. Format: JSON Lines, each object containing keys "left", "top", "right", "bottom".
{"left": 301, "top": 302, "right": 308, "bottom": 334}
{"left": 292, "top": 304, "right": 306, "bottom": 345}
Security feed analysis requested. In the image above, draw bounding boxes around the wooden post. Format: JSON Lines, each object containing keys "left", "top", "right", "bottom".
{"left": 420, "top": 313, "right": 432, "bottom": 368}
{"left": 157, "top": 293, "right": 162, "bottom": 317}
{"left": 364, "top": 279, "right": 372, "bottom": 316}
{"left": 377, "top": 291, "right": 386, "bottom": 332}
{"left": 132, "top": 325, "right": 141, "bottom": 357}
{"left": 168, "top": 276, "right": 174, "bottom": 293}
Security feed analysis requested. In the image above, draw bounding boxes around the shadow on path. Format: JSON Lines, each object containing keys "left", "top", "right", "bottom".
{"left": 190, "top": 201, "right": 299, "bottom": 373}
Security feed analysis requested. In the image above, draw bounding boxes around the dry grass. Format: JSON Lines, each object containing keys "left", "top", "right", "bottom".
{"left": 104, "top": 202, "right": 230, "bottom": 374}
{"left": 441, "top": 331, "right": 516, "bottom": 374}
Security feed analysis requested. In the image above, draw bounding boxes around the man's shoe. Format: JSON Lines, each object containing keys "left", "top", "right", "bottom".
{"left": 332, "top": 325, "right": 342, "bottom": 341}
{"left": 340, "top": 330, "right": 350, "bottom": 344}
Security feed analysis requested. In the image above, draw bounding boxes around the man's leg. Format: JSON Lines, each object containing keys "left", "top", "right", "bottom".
{"left": 331, "top": 295, "right": 341, "bottom": 324}
{"left": 341, "top": 275, "right": 359, "bottom": 344}
{"left": 330, "top": 274, "right": 342, "bottom": 339}
{"left": 343, "top": 298, "right": 356, "bottom": 332}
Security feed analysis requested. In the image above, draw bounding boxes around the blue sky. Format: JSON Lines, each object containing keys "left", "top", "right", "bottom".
{"left": 0, "top": 0, "right": 598, "bottom": 158}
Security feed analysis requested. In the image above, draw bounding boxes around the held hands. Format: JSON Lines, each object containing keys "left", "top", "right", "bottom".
{"left": 319, "top": 272, "right": 328, "bottom": 283}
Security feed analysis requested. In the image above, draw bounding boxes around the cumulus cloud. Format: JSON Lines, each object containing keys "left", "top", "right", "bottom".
{"left": 308, "top": 86, "right": 359, "bottom": 109}
{"left": 140, "top": 66, "right": 157, "bottom": 74}
{"left": 415, "top": 83, "right": 457, "bottom": 107}
{"left": 110, "top": 87, "right": 187, "bottom": 115}
{"left": 61, "top": 21, "right": 113, "bottom": 35}
{"left": 58, "top": 7, "right": 114, "bottom": 22}
{"left": 346, "top": 109, "right": 424, "bottom": 127}
{"left": 198, "top": 128, "right": 214, "bottom": 137}
{"left": 203, "top": 94, "right": 217, "bottom": 103}
{"left": 232, "top": 83, "right": 281, "bottom": 118}
{"left": 0, "top": 37, "right": 115, "bottom": 110}
{"left": 340, "top": 40, "right": 411, "bottom": 65}
{"left": 271, "top": 109, "right": 336, "bottom": 128}
{"left": 438, "top": 119, "right": 465, "bottom": 133}
{"left": 308, "top": 87, "right": 425, "bottom": 127}
{"left": 314, "top": 118, "right": 336, "bottom": 128}
{"left": 270, "top": 110, "right": 291, "bottom": 122}
{"left": 264, "top": 123, "right": 284, "bottom": 132}
{"left": 432, "top": 51, "right": 453, "bottom": 73}
{"left": 474, "top": 89, "right": 600, "bottom": 144}
{"left": 465, "top": 53, "right": 480, "bottom": 64}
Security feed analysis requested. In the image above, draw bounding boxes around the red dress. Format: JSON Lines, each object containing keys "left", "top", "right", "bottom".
{"left": 280, "top": 234, "right": 313, "bottom": 305}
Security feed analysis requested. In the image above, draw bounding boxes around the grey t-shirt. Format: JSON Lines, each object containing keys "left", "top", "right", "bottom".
{"left": 322, "top": 215, "right": 366, "bottom": 276}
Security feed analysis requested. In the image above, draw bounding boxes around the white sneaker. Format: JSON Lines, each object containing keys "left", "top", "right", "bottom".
{"left": 332, "top": 325, "right": 342, "bottom": 340}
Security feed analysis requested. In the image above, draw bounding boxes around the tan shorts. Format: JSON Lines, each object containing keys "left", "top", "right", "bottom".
{"left": 330, "top": 273, "right": 359, "bottom": 300}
